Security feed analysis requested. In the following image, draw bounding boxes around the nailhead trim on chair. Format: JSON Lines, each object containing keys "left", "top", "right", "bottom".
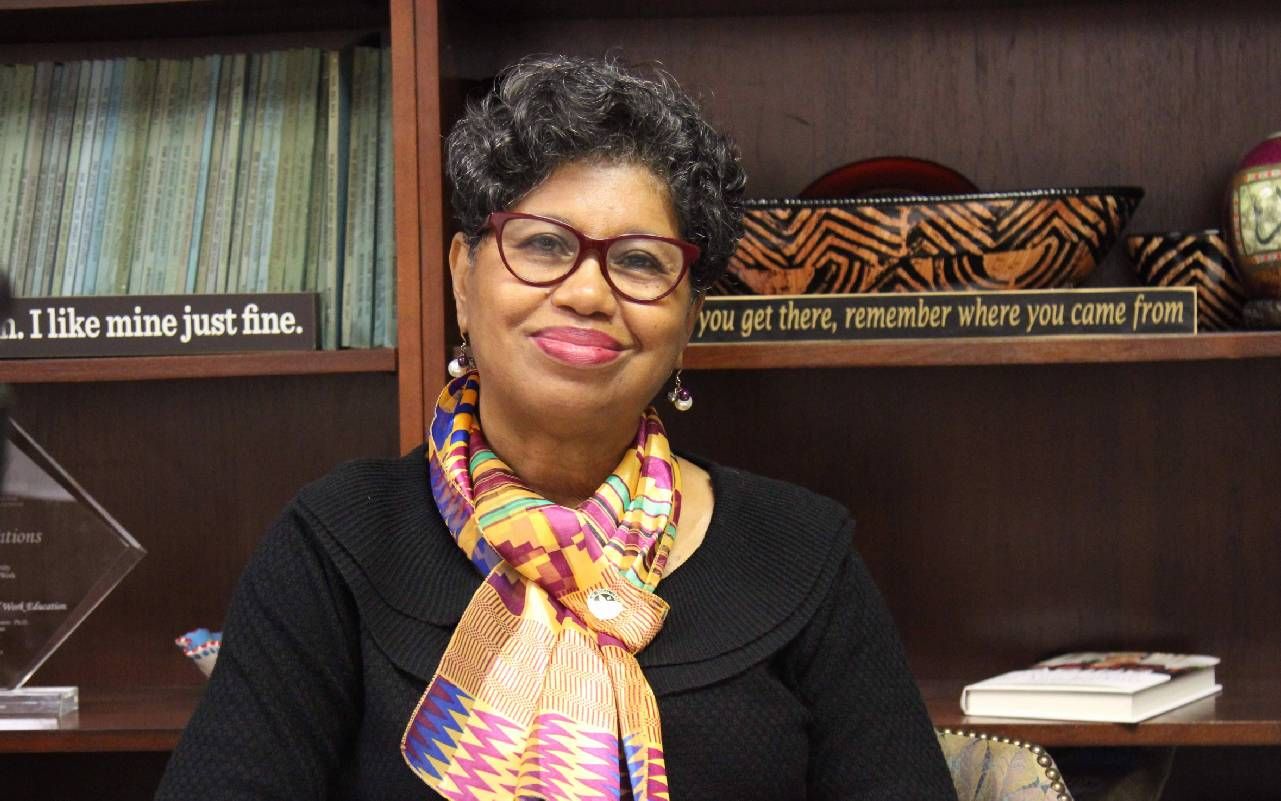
{"left": 935, "top": 727, "right": 1073, "bottom": 801}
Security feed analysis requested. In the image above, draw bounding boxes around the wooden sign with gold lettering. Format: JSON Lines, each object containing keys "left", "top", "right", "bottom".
{"left": 693, "top": 288, "right": 1197, "bottom": 344}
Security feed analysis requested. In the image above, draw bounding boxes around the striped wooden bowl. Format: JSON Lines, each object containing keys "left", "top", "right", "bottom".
{"left": 711, "top": 188, "right": 1143, "bottom": 296}
{"left": 1125, "top": 230, "right": 1248, "bottom": 331}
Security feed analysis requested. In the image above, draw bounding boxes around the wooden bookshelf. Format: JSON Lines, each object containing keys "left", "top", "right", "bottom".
{"left": 684, "top": 331, "right": 1281, "bottom": 370}
{"left": 4, "top": 0, "right": 1281, "bottom": 797}
{"left": 0, "top": 0, "right": 205, "bottom": 10}
{"left": 0, "top": 348, "right": 396, "bottom": 383}
{"left": 1, "top": 679, "right": 1277, "bottom": 755}
{"left": 0, "top": 687, "right": 199, "bottom": 754}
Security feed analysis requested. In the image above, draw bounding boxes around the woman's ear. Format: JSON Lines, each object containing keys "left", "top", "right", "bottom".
{"left": 684, "top": 291, "right": 705, "bottom": 341}
{"left": 448, "top": 231, "right": 472, "bottom": 333}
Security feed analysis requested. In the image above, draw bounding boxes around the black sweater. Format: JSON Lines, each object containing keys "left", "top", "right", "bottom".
{"left": 155, "top": 448, "right": 956, "bottom": 800}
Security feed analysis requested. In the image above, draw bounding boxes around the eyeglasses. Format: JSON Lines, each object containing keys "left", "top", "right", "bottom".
{"left": 482, "top": 211, "right": 701, "bottom": 303}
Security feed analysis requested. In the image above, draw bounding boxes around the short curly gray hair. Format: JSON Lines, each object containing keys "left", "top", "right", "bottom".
{"left": 445, "top": 54, "right": 746, "bottom": 291}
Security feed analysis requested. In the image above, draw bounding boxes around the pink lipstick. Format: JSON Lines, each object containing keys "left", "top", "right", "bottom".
{"left": 531, "top": 327, "right": 624, "bottom": 366}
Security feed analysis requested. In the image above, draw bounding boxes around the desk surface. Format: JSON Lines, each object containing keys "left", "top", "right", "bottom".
{"left": 1, "top": 680, "right": 1279, "bottom": 753}
{"left": 921, "top": 677, "right": 1281, "bottom": 747}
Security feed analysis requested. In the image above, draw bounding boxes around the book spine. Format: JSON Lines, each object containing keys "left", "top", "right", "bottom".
{"left": 357, "top": 48, "right": 380, "bottom": 349}
{"left": 0, "top": 64, "right": 35, "bottom": 286}
{"left": 53, "top": 59, "right": 96, "bottom": 297}
{"left": 9, "top": 62, "right": 53, "bottom": 298}
{"left": 374, "top": 46, "right": 395, "bottom": 348}
{"left": 228, "top": 52, "right": 264, "bottom": 295}
{"left": 0, "top": 64, "right": 13, "bottom": 253}
{"left": 234, "top": 51, "right": 271, "bottom": 293}
{"left": 129, "top": 58, "right": 174, "bottom": 294}
{"left": 284, "top": 48, "right": 321, "bottom": 293}
{"left": 302, "top": 54, "right": 328, "bottom": 295}
{"left": 82, "top": 57, "right": 125, "bottom": 296}
{"left": 0, "top": 66, "right": 15, "bottom": 273}
{"left": 371, "top": 46, "right": 394, "bottom": 346}
{"left": 252, "top": 50, "right": 286, "bottom": 293}
{"left": 266, "top": 49, "right": 298, "bottom": 292}
{"left": 57, "top": 58, "right": 100, "bottom": 295}
{"left": 0, "top": 65, "right": 14, "bottom": 284}
{"left": 24, "top": 61, "right": 61, "bottom": 296}
{"left": 339, "top": 50, "right": 364, "bottom": 347}
{"left": 69, "top": 58, "right": 108, "bottom": 295}
{"left": 95, "top": 57, "right": 133, "bottom": 296}
{"left": 103, "top": 57, "right": 157, "bottom": 296}
{"left": 209, "top": 53, "right": 247, "bottom": 294}
{"left": 342, "top": 47, "right": 377, "bottom": 349}
{"left": 195, "top": 53, "right": 233, "bottom": 294}
{"left": 30, "top": 62, "right": 79, "bottom": 298}
{"left": 72, "top": 59, "right": 115, "bottom": 295}
{"left": 182, "top": 54, "right": 221, "bottom": 293}
{"left": 322, "top": 48, "right": 351, "bottom": 349}
{"left": 159, "top": 57, "right": 197, "bottom": 294}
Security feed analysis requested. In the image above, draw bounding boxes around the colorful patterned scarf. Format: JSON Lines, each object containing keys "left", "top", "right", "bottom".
{"left": 402, "top": 372, "right": 680, "bottom": 801}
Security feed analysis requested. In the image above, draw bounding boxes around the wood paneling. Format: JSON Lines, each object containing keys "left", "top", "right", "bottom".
{"left": 0, "top": 349, "right": 395, "bottom": 383}
{"left": 404, "top": 0, "right": 448, "bottom": 448}
{"left": 686, "top": 332, "right": 1281, "bottom": 370}
{"left": 8, "top": 374, "right": 397, "bottom": 689}
{"left": 662, "top": 360, "right": 1281, "bottom": 682}
{"left": 0, "top": 0, "right": 386, "bottom": 46}
{"left": 391, "top": 0, "right": 424, "bottom": 452}
{"left": 0, "top": 751, "right": 172, "bottom": 801}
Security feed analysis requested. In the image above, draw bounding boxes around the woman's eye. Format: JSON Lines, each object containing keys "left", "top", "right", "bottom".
{"left": 517, "top": 233, "right": 572, "bottom": 257}
{"left": 613, "top": 251, "right": 664, "bottom": 273}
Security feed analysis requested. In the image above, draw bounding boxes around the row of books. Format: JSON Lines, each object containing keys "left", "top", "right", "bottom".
{"left": 0, "top": 45, "right": 394, "bottom": 349}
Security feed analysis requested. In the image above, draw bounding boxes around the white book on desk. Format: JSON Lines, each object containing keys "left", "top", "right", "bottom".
{"left": 961, "top": 651, "right": 1221, "bottom": 724}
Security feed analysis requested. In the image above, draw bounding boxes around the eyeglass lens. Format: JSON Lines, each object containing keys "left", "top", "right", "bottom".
{"left": 499, "top": 216, "right": 686, "bottom": 301}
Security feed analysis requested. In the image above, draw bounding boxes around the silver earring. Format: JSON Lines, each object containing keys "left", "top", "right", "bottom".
{"left": 448, "top": 336, "right": 474, "bottom": 378}
{"left": 666, "top": 369, "right": 693, "bottom": 412}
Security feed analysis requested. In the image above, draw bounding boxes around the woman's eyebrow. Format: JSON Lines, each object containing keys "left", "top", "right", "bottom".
{"left": 520, "top": 210, "right": 676, "bottom": 239}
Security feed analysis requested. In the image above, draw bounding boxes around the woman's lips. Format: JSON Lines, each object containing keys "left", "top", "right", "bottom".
{"left": 531, "top": 327, "right": 624, "bottom": 366}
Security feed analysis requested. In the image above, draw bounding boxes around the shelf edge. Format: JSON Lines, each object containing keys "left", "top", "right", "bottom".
{"left": 684, "top": 332, "right": 1281, "bottom": 370}
{"left": 0, "top": 349, "right": 397, "bottom": 383}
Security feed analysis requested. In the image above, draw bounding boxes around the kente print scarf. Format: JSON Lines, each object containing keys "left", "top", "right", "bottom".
{"left": 402, "top": 372, "right": 679, "bottom": 801}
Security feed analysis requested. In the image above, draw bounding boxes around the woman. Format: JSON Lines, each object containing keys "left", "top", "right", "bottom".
{"left": 157, "top": 55, "right": 955, "bottom": 800}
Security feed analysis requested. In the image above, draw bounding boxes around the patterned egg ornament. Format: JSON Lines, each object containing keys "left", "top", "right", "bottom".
{"left": 1227, "top": 131, "right": 1281, "bottom": 298}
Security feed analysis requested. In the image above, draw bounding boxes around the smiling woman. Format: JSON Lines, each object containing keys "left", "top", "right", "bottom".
{"left": 155, "top": 55, "right": 956, "bottom": 801}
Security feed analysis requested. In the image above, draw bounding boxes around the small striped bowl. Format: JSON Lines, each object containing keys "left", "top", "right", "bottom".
{"left": 1125, "top": 230, "right": 1248, "bottom": 331}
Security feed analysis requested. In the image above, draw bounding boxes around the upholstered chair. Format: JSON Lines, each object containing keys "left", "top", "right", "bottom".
{"left": 936, "top": 728, "right": 1072, "bottom": 801}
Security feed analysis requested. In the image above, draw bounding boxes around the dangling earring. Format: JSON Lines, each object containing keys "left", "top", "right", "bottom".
{"left": 448, "top": 335, "right": 474, "bottom": 378}
{"left": 666, "top": 369, "right": 693, "bottom": 412}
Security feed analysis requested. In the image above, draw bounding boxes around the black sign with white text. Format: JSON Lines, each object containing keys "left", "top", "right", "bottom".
{"left": 0, "top": 293, "right": 318, "bottom": 358}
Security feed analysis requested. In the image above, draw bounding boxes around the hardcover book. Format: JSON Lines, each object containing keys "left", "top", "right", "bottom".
{"left": 961, "top": 652, "right": 1221, "bottom": 723}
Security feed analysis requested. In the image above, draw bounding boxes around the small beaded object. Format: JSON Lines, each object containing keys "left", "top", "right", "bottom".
{"left": 666, "top": 370, "right": 693, "bottom": 411}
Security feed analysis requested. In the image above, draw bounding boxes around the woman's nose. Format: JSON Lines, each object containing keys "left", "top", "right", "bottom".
{"left": 549, "top": 249, "right": 618, "bottom": 317}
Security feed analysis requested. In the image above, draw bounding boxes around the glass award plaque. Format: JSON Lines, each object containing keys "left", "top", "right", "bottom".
{"left": 0, "top": 419, "right": 145, "bottom": 719}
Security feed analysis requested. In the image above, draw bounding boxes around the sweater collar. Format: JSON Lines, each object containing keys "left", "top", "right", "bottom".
{"left": 309, "top": 446, "right": 849, "bottom": 669}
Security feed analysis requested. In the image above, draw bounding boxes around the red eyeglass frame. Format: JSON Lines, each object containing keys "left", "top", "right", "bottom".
{"left": 482, "top": 211, "right": 702, "bottom": 303}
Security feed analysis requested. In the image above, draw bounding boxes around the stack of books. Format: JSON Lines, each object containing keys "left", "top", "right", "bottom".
{"left": 0, "top": 45, "right": 394, "bottom": 349}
